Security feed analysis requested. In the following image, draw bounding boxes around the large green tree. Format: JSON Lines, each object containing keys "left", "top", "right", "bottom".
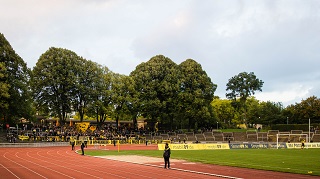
{"left": 0, "top": 33, "right": 32, "bottom": 125}
{"left": 211, "top": 97, "right": 236, "bottom": 128}
{"left": 178, "top": 59, "right": 216, "bottom": 130}
{"left": 283, "top": 96, "right": 320, "bottom": 124}
{"left": 246, "top": 97, "right": 283, "bottom": 126}
{"left": 31, "top": 47, "right": 80, "bottom": 124}
{"left": 0, "top": 62, "right": 10, "bottom": 114}
{"left": 71, "top": 59, "right": 104, "bottom": 122}
{"left": 130, "top": 55, "right": 180, "bottom": 130}
{"left": 226, "top": 72, "right": 263, "bottom": 126}
{"left": 109, "top": 73, "right": 136, "bottom": 129}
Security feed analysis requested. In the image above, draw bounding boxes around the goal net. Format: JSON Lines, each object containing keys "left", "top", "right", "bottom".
{"left": 276, "top": 133, "right": 308, "bottom": 149}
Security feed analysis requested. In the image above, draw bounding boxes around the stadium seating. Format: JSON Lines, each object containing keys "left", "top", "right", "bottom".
{"left": 195, "top": 134, "right": 206, "bottom": 142}
{"left": 160, "top": 133, "right": 169, "bottom": 140}
{"left": 267, "top": 130, "right": 279, "bottom": 142}
{"left": 203, "top": 131, "right": 215, "bottom": 142}
{"left": 212, "top": 130, "right": 224, "bottom": 141}
{"left": 185, "top": 132, "right": 197, "bottom": 142}
{"left": 246, "top": 130, "right": 257, "bottom": 141}
{"left": 291, "top": 130, "right": 303, "bottom": 134}
{"left": 177, "top": 134, "right": 187, "bottom": 142}
{"left": 223, "top": 132, "right": 234, "bottom": 141}
{"left": 257, "top": 132, "right": 268, "bottom": 142}
{"left": 311, "top": 134, "right": 320, "bottom": 142}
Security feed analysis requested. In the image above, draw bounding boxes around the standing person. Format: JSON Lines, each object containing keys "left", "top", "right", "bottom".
{"left": 84, "top": 135, "right": 88, "bottom": 148}
{"left": 81, "top": 141, "right": 85, "bottom": 155}
{"left": 163, "top": 143, "right": 171, "bottom": 169}
{"left": 70, "top": 137, "right": 75, "bottom": 150}
{"left": 301, "top": 139, "right": 305, "bottom": 149}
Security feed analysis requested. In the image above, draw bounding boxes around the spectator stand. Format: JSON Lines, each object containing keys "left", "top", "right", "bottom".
{"left": 267, "top": 130, "right": 279, "bottom": 142}
{"left": 195, "top": 133, "right": 206, "bottom": 142}
{"left": 203, "top": 131, "right": 215, "bottom": 142}
{"left": 177, "top": 133, "right": 187, "bottom": 143}
{"left": 311, "top": 133, "right": 320, "bottom": 142}
{"left": 301, "top": 132, "right": 312, "bottom": 142}
{"left": 212, "top": 130, "right": 224, "bottom": 141}
{"left": 246, "top": 130, "right": 258, "bottom": 142}
{"left": 160, "top": 133, "right": 169, "bottom": 140}
{"left": 167, "top": 132, "right": 177, "bottom": 143}
{"left": 288, "top": 130, "right": 303, "bottom": 142}
{"left": 185, "top": 132, "right": 196, "bottom": 142}
{"left": 257, "top": 132, "right": 268, "bottom": 142}
{"left": 277, "top": 132, "right": 290, "bottom": 142}
{"left": 223, "top": 132, "right": 234, "bottom": 142}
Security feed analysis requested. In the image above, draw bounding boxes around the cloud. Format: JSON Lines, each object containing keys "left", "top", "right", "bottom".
{"left": 1, "top": 0, "right": 320, "bottom": 106}
{"left": 255, "top": 83, "right": 313, "bottom": 106}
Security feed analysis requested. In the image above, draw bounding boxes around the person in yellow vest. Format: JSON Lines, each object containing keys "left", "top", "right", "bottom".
{"left": 70, "top": 137, "right": 75, "bottom": 150}
{"left": 301, "top": 139, "right": 305, "bottom": 149}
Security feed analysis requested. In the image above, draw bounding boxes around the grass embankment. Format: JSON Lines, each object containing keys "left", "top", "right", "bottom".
{"left": 85, "top": 149, "right": 320, "bottom": 176}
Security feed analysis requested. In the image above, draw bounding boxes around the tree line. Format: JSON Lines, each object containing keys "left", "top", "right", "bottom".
{"left": 1, "top": 33, "right": 319, "bottom": 131}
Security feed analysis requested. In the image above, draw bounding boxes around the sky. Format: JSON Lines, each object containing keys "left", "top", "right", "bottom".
{"left": 1, "top": 0, "right": 319, "bottom": 107}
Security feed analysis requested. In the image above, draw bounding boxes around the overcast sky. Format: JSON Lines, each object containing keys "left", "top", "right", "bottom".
{"left": 1, "top": 0, "right": 319, "bottom": 107}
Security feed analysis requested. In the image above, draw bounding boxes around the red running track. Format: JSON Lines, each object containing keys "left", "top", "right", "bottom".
{"left": 0, "top": 146, "right": 221, "bottom": 179}
{"left": 0, "top": 145, "right": 317, "bottom": 179}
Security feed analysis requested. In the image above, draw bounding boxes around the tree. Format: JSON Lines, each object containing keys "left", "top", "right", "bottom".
{"left": 211, "top": 97, "right": 236, "bottom": 128}
{"left": 259, "top": 101, "right": 283, "bottom": 125}
{"left": 0, "top": 33, "right": 32, "bottom": 125}
{"left": 71, "top": 59, "right": 103, "bottom": 122}
{"left": 226, "top": 72, "right": 263, "bottom": 126}
{"left": 130, "top": 55, "right": 180, "bottom": 131}
{"left": 0, "top": 62, "right": 10, "bottom": 112}
{"left": 178, "top": 59, "right": 217, "bottom": 130}
{"left": 32, "top": 47, "right": 80, "bottom": 124}
{"left": 94, "top": 66, "right": 113, "bottom": 127}
{"left": 283, "top": 96, "right": 320, "bottom": 124}
{"left": 109, "top": 73, "right": 135, "bottom": 129}
{"left": 246, "top": 99, "right": 283, "bottom": 126}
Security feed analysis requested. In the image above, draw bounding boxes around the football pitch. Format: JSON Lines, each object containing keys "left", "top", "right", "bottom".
{"left": 86, "top": 148, "right": 320, "bottom": 176}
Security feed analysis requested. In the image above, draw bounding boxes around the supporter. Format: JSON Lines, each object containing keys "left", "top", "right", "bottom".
{"left": 81, "top": 141, "right": 85, "bottom": 155}
{"left": 163, "top": 143, "right": 171, "bottom": 169}
{"left": 70, "top": 137, "right": 75, "bottom": 150}
{"left": 301, "top": 139, "right": 305, "bottom": 149}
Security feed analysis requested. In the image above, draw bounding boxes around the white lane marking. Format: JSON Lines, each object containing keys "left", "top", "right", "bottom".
{"left": 0, "top": 163, "right": 21, "bottom": 179}
{"left": 3, "top": 152, "right": 47, "bottom": 179}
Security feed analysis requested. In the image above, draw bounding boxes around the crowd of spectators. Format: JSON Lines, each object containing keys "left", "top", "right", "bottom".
{"left": 5, "top": 123, "right": 152, "bottom": 143}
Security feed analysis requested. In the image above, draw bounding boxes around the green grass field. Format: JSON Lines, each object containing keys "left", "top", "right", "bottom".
{"left": 85, "top": 149, "right": 320, "bottom": 176}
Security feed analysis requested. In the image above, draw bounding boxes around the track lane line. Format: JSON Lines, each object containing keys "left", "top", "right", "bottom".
{"left": 0, "top": 164, "right": 21, "bottom": 179}
{"left": 3, "top": 152, "right": 47, "bottom": 179}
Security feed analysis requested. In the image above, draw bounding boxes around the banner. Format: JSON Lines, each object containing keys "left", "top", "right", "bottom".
{"left": 158, "top": 143, "right": 230, "bottom": 150}
{"left": 75, "top": 122, "right": 90, "bottom": 133}
{"left": 229, "top": 143, "right": 287, "bottom": 149}
{"left": 286, "top": 142, "right": 320, "bottom": 149}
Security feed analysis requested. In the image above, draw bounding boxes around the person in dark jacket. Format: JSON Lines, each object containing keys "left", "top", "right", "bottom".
{"left": 81, "top": 142, "right": 85, "bottom": 155}
{"left": 163, "top": 143, "right": 171, "bottom": 169}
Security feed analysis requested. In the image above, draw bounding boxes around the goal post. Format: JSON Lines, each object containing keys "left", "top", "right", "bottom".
{"left": 276, "top": 133, "right": 308, "bottom": 149}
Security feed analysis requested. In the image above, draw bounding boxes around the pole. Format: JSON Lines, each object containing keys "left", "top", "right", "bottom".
{"left": 276, "top": 134, "right": 279, "bottom": 149}
{"left": 309, "top": 118, "right": 311, "bottom": 143}
{"left": 117, "top": 140, "right": 120, "bottom": 152}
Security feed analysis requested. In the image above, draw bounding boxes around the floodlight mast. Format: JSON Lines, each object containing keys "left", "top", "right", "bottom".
{"left": 309, "top": 118, "right": 311, "bottom": 143}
